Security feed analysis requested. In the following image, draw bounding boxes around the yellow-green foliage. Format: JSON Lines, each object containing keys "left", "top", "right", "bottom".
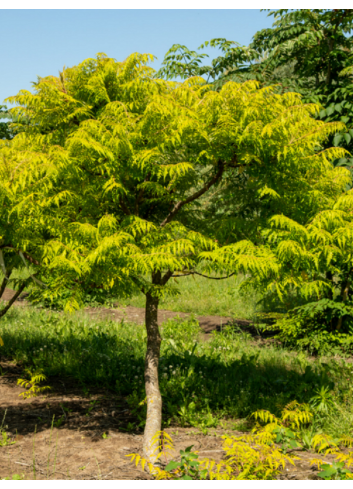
{"left": 201, "top": 188, "right": 353, "bottom": 305}
{"left": 205, "top": 432, "right": 296, "bottom": 480}
{"left": 310, "top": 435, "right": 353, "bottom": 480}
{"left": 17, "top": 368, "right": 51, "bottom": 399}
{"left": 128, "top": 403, "right": 311, "bottom": 480}
{"left": 0, "top": 52, "right": 350, "bottom": 309}
{"left": 128, "top": 428, "right": 297, "bottom": 480}
{"left": 128, "top": 403, "right": 353, "bottom": 480}
{"left": 253, "top": 400, "right": 313, "bottom": 429}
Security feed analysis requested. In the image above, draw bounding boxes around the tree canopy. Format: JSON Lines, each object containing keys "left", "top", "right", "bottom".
{"left": 2, "top": 52, "right": 347, "bottom": 303}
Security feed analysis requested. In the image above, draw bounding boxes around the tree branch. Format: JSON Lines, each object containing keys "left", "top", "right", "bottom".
{"left": 161, "top": 270, "right": 173, "bottom": 286}
{"left": 0, "top": 245, "right": 41, "bottom": 267}
{"left": 160, "top": 161, "right": 225, "bottom": 227}
{"left": 134, "top": 172, "right": 151, "bottom": 216}
{"left": 0, "top": 269, "right": 12, "bottom": 300}
{"left": 0, "top": 281, "right": 27, "bottom": 319}
{"left": 172, "top": 271, "right": 236, "bottom": 280}
{"left": 119, "top": 196, "right": 131, "bottom": 216}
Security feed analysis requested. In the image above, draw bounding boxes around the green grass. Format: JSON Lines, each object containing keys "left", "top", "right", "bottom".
{"left": 1, "top": 270, "right": 261, "bottom": 319}
{"left": 117, "top": 274, "right": 260, "bottom": 318}
{"left": 1, "top": 305, "right": 353, "bottom": 439}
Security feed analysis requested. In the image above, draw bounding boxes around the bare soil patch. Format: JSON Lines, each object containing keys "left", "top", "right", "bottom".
{"left": 0, "top": 361, "right": 329, "bottom": 480}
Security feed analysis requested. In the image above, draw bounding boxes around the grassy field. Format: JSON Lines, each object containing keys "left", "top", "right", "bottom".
{"left": 116, "top": 274, "right": 260, "bottom": 318}
{"left": 1, "top": 270, "right": 261, "bottom": 318}
{"left": 0, "top": 304, "right": 352, "bottom": 441}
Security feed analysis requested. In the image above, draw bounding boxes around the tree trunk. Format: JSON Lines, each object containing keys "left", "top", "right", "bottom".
{"left": 0, "top": 269, "right": 12, "bottom": 301}
{"left": 336, "top": 279, "right": 350, "bottom": 332}
{"left": 0, "top": 277, "right": 8, "bottom": 301}
{"left": 143, "top": 290, "right": 162, "bottom": 465}
{"left": 326, "top": 271, "right": 333, "bottom": 300}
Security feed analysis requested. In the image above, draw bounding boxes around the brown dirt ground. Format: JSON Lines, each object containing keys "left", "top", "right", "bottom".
{"left": 0, "top": 365, "right": 333, "bottom": 481}
{"left": 0, "top": 289, "right": 336, "bottom": 480}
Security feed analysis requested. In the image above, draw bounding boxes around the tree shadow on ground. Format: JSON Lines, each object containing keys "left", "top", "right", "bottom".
{"left": 0, "top": 344, "right": 333, "bottom": 439}
{"left": 0, "top": 361, "right": 141, "bottom": 438}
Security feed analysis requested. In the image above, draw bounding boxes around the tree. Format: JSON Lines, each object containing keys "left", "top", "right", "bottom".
{"left": 2, "top": 52, "right": 347, "bottom": 463}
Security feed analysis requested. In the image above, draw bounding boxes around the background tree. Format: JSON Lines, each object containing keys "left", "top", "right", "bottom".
{"left": 0, "top": 105, "right": 13, "bottom": 140}
{"left": 2, "top": 52, "right": 347, "bottom": 463}
{"left": 0, "top": 104, "right": 29, "bottom": 140}
{"left": 159, "top": 10, "right": 353, "bottom": 173}
{"left": 250, "top": 9, "right": 353, "bottom": 173}
{"left": 251, "top": 10, "right": 353, "bottom": 91}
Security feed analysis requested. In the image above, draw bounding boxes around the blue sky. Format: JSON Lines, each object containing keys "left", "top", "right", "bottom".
{"left": 1, "top": 9, "right": 274, "bottom": 104}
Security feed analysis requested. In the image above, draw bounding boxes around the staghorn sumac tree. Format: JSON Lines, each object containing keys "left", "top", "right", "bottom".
{"left": 1, "top": 52, "right": 348, "bottom": 462}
